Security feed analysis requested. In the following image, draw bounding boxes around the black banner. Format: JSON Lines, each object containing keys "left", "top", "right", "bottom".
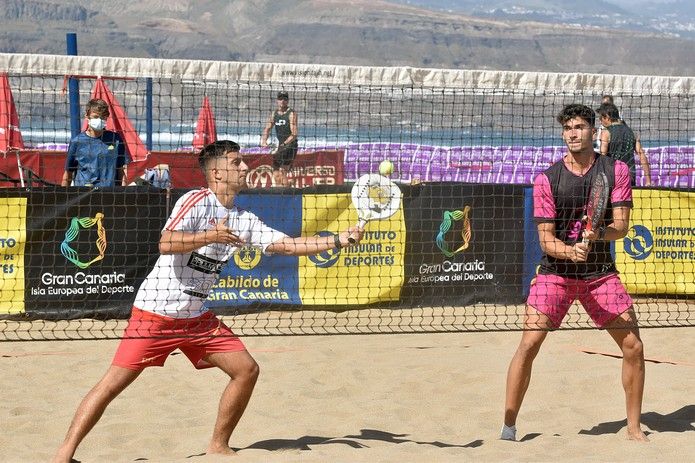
{"left": 8, "top": 184, "right": 527, "bottom": 319}
{"left": 401, "top": 183, "right": 526, "bottom": 306}
{"left": 24, "top": 187, "right": 169, "bottom": 318}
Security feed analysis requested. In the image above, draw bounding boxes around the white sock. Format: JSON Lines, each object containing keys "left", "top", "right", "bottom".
{"left": 500, "top": 424, "right": 517, "bottom": 441}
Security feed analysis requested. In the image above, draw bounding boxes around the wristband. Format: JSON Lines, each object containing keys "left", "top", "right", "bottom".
{"left": 334, "top": 233, "right": 343, "bottom": 249}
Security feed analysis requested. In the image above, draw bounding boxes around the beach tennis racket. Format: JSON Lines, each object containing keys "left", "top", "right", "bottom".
{"left": 347, "top": 173, "right": 402, "bottom": 244}
{"left": 582, "top": 172, "right": 609, "bottom": 244}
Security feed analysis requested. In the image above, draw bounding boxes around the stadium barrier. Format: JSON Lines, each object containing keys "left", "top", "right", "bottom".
{"left": 3, "top": 144, "right": 694, "bottom": 190}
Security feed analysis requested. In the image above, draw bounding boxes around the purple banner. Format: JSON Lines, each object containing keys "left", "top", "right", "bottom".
{"left": 343, "top": 143, "right": 695, "bottom": 188}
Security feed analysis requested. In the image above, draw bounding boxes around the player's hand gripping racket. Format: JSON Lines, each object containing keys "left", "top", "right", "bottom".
{"left": 582, "top": 172, "right": 609, "bottom": 244}
{"left": 263, "top": 142, "right": 277, "bottom": 154}
{"left": 347, "top": 173, "right": 402, "bottom": 244}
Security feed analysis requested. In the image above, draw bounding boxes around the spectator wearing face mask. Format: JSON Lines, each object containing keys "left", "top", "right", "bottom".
{"left": 61, "top": 98, "right": 130, "bottom": 187}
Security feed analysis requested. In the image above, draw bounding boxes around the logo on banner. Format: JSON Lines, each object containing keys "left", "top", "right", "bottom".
{"left": 436, "top": 206, "right": 472, "bottom": 257}
{"left": 246, "top": 165, "right": 275, "bottom": 188}
{"left": 234, "top": 245, "right": 262, "bottom": 270}
{"left": 624, "top": 225, "right": 654, "bottom": 260}
{"left": 308, "top": 231, "right": 341, "bottom": 268}
{"left": 60, "top": 213, "right": 107, "bottom": 269}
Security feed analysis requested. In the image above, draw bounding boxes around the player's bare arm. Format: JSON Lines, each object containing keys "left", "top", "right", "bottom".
{"left": 284, "top": 110, "right": 298, "bottom": 145}
{"left": 61, "top": 170, "right": 73, "bottom": 187}
{"left": 266, "top": 226, "right": 363, "bottom": 256}
{"left": 583, "top": 206, "right": 630, "bottom": 242}
{"left": 599, "top": 129, "right": 610, "bottom": 155}
{"left": 260, "top": 113, "right": 274, "bottom": 147}
{"left": 537, "top": 222, "right": 589, "bottom": 263}
{"left": 119, "top": 165, "right": 128, "bottom": 186}
{"left": 159, "top": 215, "right": 246, "bottom": 254}
{"left": 635, "top": 138, "right": 652, "bottom": 185}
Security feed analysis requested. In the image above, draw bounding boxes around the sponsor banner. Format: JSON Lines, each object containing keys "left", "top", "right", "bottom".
{"left": 206, "top": 188, "right": 405, "bottom": 308}
{"left": 206, "top": 192, "right": 303, "bottom": 308}
{"left": 616, "top": 189, "right": 695, "bottom": 294}
{"left": 522, "top": 187, "right": 542, "bottom": 297}
{"left": 7, "top": 150, "right": 344, "bottom": 190}
{"left": 298, "top": 193, "right": 404, "bottom": 305}
{"left": 23, "top": 188, "right": 168, "bottom": 316}
{"left": 0, "top": 195, "right": 27, "bottom": 314}
{"left": 400, "top": 183, "right": 526, "bottom": 305}
{"left": 244, "top": 150, "right": 344, "bottom": 188}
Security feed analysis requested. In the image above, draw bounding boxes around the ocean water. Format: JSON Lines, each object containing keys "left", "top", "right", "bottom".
{"left": 23, "top": 124, "right": 692, "bottom": 152}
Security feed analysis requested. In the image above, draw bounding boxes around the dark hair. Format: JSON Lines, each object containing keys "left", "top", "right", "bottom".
{"left": 556, "top": 104, "right": 595, "bottom": 127}
{"left": 277, "top": 91, "right": 289, "bottom": 100}
{"left": 601, "top": 94, "right": 614, "bottom": 104}
{"left": 596, "top": 103, "right": 621, "bottom": 121}
{"left": 198, "top": 140, "right": 241, "bottom": 170}
{"left": 85, "top": 98, "right": 109, "bottom": 117}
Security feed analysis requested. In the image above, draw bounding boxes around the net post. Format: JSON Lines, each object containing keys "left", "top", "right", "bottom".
{"left": 66, "top": 33, "right": 81, "bottom": 139}
{"left": 146, "top": 78, "right": 153, "bottom": 151}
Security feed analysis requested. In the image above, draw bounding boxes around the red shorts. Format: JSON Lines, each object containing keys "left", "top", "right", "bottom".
{"left": 527, "top": 273, "right": 633, "bottom": 328}
{"left": 112, "top": 307, "right": 246, "bottom": 371}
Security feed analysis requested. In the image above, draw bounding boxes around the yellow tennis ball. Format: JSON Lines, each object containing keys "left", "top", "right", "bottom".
{"left": 379, "top": 160, "right": 394, "bottom": 176}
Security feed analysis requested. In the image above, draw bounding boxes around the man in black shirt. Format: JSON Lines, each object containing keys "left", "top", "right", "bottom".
{"left": 597, "top": 103, "right": 652, "bottom": 186}
{"left": 501, "top": 104, "right": 647, "bottom": 443}
{"left": 261, "top": 91, "right": 299, "bottom": 187}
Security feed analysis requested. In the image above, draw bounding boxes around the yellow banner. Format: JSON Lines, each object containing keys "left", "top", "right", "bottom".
{"left": 298, "top": 193, "right": 405, "bottom": 304}
{"left": 616, "top": 189, "right": 695, "bottom": 294}
{"left": 0, "top": 197, "right": 27, "bottom": 313}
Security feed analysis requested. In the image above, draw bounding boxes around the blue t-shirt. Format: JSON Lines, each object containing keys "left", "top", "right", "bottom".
{"left": 65, "top": 131, "right": 130, "bottom": 187}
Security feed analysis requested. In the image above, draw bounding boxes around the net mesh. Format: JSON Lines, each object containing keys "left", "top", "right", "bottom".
{"left": 0, "top": 53, "right": 693, "bottom": 340}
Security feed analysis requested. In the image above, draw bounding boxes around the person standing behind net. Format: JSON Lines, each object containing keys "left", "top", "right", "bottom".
{"left": 597, "top": 102, "right": 652, "bottom": 186}
{"left": 595, "top": 94, "right": 616, "bottom": 152}
{"left": 52, "top": 140, "right": 363, "bottom": 462}
{"left": 260, "top": 91, "right": 299, "bottom": 187}
{"left": 61, "top": 98, "right": 130, "bottom": 187}
{"left": 501, "top": 104, "right": 648, "bottom": 442}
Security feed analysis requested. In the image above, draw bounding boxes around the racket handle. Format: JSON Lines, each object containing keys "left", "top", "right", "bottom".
{"left": 581, "top": 225, "right": 592, "bottom": 244}
{"left": 347, "top": 218, "right": 368, "bottom": 244}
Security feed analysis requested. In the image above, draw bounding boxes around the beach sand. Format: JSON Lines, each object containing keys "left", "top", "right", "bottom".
{"left": 1, "top": 327, "right": 694, "bottom": 462}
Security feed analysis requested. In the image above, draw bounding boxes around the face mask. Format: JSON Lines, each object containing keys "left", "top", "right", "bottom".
{"left": 88, "top": 118, "right": 106, "bottom": 131}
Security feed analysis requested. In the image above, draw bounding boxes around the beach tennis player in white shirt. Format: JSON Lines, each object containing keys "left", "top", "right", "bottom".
{"left": 53, "top": 140, "right": 364, "bottom": 462}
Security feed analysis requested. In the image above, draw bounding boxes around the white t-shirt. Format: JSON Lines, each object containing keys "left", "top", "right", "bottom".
{"left": 134, "top": 188, "right": 288, "bottom": 318}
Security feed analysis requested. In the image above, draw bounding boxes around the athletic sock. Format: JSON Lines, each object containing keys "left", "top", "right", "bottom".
{"left": 500, "top": 424, "right": 517, "bottom": 441}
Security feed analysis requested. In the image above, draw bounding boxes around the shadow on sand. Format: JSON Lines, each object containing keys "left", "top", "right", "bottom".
{"left": 236, "top": 428, "right": 483, "bottom": 452}
{"left": 579, "top": 405, "right": 695, "bottom": 436}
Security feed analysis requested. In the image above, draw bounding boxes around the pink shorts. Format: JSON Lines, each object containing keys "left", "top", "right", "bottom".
{"left": 112, "top": 307, "right": 246, "bottom": 371}
{"left": 527, "top": 273, "right": 633, "bottom": 328}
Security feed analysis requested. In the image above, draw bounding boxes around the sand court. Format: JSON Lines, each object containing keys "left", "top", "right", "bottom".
{"left": 1, "top": 327, "right": 694, "bottom": 462}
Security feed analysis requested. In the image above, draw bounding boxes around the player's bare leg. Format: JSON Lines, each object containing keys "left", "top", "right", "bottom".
{"left": 272, "top": 167, "right": 288, "bottom": 187}
{"left": 53, "top": 366, "right": 142, "bottom": 463}
{"left": 503, "top": 306, "right": 552, "bottom": 440}
{"left": 271, "top": 165, "right": 292, "bottom": 187}
{"left": 282, "top": 166, "right": 294, "bottom": 187}
{"left": 204, "top": 350, "right": 260, "bottom": 455}
{"left": 606, "top": 308, "right": 649, "bottom": 442}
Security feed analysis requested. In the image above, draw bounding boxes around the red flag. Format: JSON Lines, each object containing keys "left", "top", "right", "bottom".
{"left": 86, "top": 77, "right": 148, "bottom": 162}
{"left": 0, "top": 73, "right": 25, "bottom": 153}
{"left": 192, "top": 96, "right": 217, "bottom": 150}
